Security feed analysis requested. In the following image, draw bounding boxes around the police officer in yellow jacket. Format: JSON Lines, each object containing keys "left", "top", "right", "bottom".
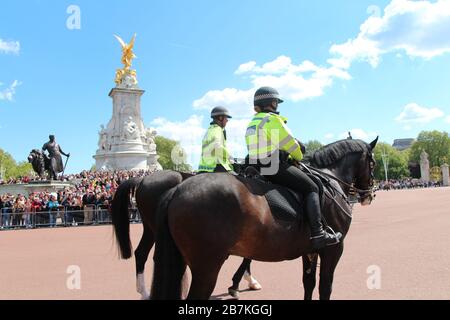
{"left": 246, "top": 87, "right": 342, "bottom": 250}
{"left": 198, "top": 106, "right": 234, "bottom": 173}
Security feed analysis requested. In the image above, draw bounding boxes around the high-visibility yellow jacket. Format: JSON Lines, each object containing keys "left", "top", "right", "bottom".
{"left": 245, "top": 112, "right": 303, "bottom": 162}
{"left": 198, "top": 123, "right": 233, "bottom": 172}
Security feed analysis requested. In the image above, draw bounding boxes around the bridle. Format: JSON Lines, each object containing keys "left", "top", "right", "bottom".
{"left": 300, "top": 150, "right": 376, "bottom": 204}
{"left": 354, "top": 151, "right": 376, "bottom": 203}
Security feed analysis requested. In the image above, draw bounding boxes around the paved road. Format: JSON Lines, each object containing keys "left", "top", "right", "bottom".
{"left": 1, "top": 187, "right": 449, "bottom": 299}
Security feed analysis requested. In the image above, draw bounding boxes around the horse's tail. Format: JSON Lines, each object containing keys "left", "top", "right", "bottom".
{"left": 111, "top": 177, "right": 143, "bottom": 259}
{"left": 150, "top": 187, "right": 186, "bottom": 300}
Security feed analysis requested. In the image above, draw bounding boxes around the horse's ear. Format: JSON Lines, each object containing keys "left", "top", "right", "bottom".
{"left": 369, "top": 136, "right": 379, "bottom": 150}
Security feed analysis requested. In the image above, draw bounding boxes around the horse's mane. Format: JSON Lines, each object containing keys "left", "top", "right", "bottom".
{"left": 305, "top": 139, "right": 370, "bottom": 168}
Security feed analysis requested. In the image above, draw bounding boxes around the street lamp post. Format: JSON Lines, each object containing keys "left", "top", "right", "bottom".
{"left": 381, "top": 149, "right": 389, "bottom": 183}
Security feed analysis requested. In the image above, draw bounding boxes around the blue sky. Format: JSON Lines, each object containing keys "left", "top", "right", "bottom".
{"left": 1, "top": 0, "right": 450, "bottom": 173}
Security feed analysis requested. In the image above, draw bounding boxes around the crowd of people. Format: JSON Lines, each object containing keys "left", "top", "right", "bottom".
{"left": 0, "top": 170, "right": 151, "bottom": 229}
{"left": 375, "top": 178, "right": 442, "bottom": 191}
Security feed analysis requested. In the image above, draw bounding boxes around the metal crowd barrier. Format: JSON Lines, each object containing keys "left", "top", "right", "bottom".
{"left": 0, "top": 205, "right": 141, "bottom": 230}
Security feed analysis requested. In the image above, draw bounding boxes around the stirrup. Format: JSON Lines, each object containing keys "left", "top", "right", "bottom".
{"left": 325, "top": 225, "right": 340, "bottom": 239}
{"left": 324, "top": 226, "right": 342, "bottom": 245}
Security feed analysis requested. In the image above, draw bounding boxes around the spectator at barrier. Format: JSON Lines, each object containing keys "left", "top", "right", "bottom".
{"left": 61, "top": 194, "right": 73, "bottom": 226}
{"left": 72, "top": 195, "right": 84, "bottom": 225}
{"left": 24, "top": 198, "right": 33, "bottom": 228}
{"left": 82, "top": 190, "right": 96, "bottom": 225}
{"left": 47, "top": 195, "right": 59, "bottom": 227}
{"left": 1, "top": 194, "right": 13, "bottom": 228}
{"left": 13, "top": 194, "right": 26, "bottom": 228}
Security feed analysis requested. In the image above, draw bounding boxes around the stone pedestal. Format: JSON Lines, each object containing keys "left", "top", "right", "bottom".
{"left": 442, "top": 164, "right": 449, "bottom": 186}
{"left": 93, "top": 87, "right": 161, "bottom": 171}
{"left": 0, "top": 181, "right": 73, "bottom": 196}
{"left": 420, "top": 151, "right": 430, "bottom": 183}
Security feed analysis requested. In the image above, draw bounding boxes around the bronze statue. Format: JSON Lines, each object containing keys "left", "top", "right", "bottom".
{"left": 42, "top": 135, "right": 70, "bottom": 180}
{"left": 28, "top": 149, "right": 51, "bottom": 178}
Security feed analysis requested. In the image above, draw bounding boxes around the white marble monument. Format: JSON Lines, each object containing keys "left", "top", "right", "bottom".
{"left": 93, "top": 34, "right": 161, "bottom": 171}
{"left": 441, "top": 164, "right": 449, "bottom": 187}
{"left": 420, "top": 150, "right": 430, "bottom": 183}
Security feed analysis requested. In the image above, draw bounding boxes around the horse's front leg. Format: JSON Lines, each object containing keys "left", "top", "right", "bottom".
{"left": 302, "top": 254, "right": 318, "bottom": 300}
{"left": 318, "top": 242, "right": 344, "bottom": 300}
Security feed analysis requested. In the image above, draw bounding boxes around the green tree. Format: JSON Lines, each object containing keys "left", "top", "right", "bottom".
{"left": 409, "top": 131, "right": 450, "bottom": 167}
{"left": 0, "top": 149, "right": 33, "bottom": 180}
{"left": 304, "top": 140, "right": 323, "bottom": 156}
{"left": 373, "top": 142, "right": 410, "bottom": 180}
{"left": 155, "top": 136, "right": 192, "bottom": 172}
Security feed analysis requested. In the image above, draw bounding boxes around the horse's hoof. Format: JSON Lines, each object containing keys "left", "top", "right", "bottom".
{"left": 248, "top": 281, "right": 262, "bottom": 291}
{"left": 140, "top": 293, "right": 150, "bottom": 300}
{"left": 228, "top": 287, "right": 240, "bottom": 299}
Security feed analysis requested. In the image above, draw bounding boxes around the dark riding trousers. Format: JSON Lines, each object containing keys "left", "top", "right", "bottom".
{"left": 265, "top": 162, "right": 319, "bottom": 195}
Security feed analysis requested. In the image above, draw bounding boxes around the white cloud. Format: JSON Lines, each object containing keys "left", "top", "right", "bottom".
{"left": 235, "top": 56, "right": 320, "bottom": 75}
{"left": 338, "top": 128, "right": 378, "bottom": 141}
{"left": 195, "top": 55, "right": 351, "bottom": 117}
{"left": 150, "top": 115, "right": 206, "bottom": 166}
{"left": 324, "top": 133, "right": 335, "bottom": 139}
{"left": 0, "top": 80, "right": 21, "bottom": 101}
{"left": 194, "top": 1, "right": 450, "bottom": 120}
{"left": 0, "top": 39, "right": 20, "bottom": 54}
{"left": 150, "top": 114, "right": 251, "bottom": 167}
{"left": 150, "top": 115, "right": 205, "bottom": 162}
{"left": 330, "top": 0, "right": 450, "bottom": 68}
{"left": 445, "top": 116, "right": 450, "bottom": 124}
{"left": 193, "top": 88, "right": 254, "bottom": 118}
{"left": 395, "top": 103, "right": 444, "bottom": 123}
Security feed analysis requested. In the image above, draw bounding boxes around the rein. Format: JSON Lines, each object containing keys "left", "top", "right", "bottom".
{"left": 299, "top": 162, "right": 373, "bottom": 195}
{"left": 298, "top": 162, "right": 353, "bottom": 219}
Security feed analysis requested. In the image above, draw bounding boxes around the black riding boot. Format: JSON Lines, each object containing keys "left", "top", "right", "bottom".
{"left": 305, "top": 193, "right": 342, "bottom": 250}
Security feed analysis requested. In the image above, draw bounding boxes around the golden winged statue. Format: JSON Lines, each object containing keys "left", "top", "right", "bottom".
{"left": 114, "top": 34, "right": 138, "bottom": 86}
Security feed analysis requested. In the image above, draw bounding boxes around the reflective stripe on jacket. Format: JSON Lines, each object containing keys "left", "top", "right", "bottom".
{"left": 245, "top": 112, "right": 303, "bottom": 162}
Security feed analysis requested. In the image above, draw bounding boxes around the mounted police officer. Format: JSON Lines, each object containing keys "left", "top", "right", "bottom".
{"left": 198, "top": 106, "right": 234, "bottom": 173}
{"left": 245, "top": 87, "right": 342, "bottom": 250}
{"left": 42, "top": 135, "right": 70, "bottom": 180}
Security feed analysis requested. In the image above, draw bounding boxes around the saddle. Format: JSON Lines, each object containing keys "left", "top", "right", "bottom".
{"left": 234, "top": 162, "right": 330, "bottom": 223}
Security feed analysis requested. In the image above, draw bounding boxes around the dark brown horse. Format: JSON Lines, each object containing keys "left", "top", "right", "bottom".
{"left": 111, "top": 170, "right": 189, "bottom": 299}
{"left": 150, "top": 138, "right": 377, "bottom": 300}
{"left": 112, "top": 170, "right": 262, "bottom": 299}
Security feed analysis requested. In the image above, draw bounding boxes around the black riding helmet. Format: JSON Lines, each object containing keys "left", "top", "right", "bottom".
{"left": 254, "top": 87, "right": 284, "bottom": 108}
{"left": 211, "top": 106, "right": 232, "bottom": 119}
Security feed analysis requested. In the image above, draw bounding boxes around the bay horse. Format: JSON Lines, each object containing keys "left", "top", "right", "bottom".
{"left": 111, "top": 171, "right": 261, "bottom": 299}
{"left": 150, "top": 138, "right": 377, "bottom": 300}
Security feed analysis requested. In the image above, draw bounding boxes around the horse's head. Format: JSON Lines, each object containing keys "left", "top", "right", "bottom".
{"left": 307, "top": 137, "right": 378, "bottom": 206}
{"left": 353, "top": 137, "right": 378, "bottom": 206}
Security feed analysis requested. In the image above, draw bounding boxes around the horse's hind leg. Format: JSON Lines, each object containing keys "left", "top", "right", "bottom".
{"left": 188, "top": 259, "right": 225, "bottom": 300}
{"left": 302, "top": 254, "right": 318, "bottom": 300}
{"left": 134, "top": 224, "right": 154, "bottom": 300}
{"left": 243, "top": 260, "right": 262, "bottom": 291}
{"left": 319, "top": 243, "right": 344, "bottom": 300}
